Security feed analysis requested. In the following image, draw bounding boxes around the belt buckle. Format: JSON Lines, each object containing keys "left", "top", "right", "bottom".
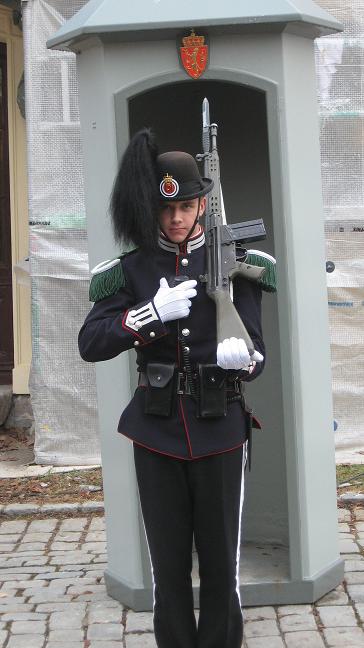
{"left": 177, "top": 371, "right": 185, "bottom": 395}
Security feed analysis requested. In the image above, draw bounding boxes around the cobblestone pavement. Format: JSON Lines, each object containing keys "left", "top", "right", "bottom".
{"left": 0, "top": 507, "right": 364, "bottom": 647}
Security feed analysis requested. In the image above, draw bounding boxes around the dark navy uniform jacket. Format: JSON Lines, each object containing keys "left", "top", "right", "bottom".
{"left": 78, "top": 228, "right": 265, "bottom": 460}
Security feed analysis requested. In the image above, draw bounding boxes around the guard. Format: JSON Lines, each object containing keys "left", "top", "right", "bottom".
{"left": 78, "top": 128, "right": 275, "bottom": 648}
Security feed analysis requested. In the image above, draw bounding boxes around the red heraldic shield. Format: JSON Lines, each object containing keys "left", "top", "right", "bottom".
{"left": 179, "top": 31, "right": 208, "bottom": 80}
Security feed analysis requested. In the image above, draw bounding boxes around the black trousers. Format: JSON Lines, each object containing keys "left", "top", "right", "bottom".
{"left": 133, "top": 443, "right": 246, "bottom": 648}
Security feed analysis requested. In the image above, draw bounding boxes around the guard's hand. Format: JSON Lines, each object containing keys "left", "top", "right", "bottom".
{"left": 216, "top": 337, "right": 264, "bottom": 370}
{"left": 153, "top": 277, "right": 197, "bottom": 323}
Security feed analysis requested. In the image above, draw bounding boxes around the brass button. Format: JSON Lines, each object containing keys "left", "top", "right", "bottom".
{"left": 150, "top": 331, "right": 156, "bottom": 338}
{"left": 134, "top": 341, "right": 139, "bottom": 347}
{"left": 181, "top": 258, "right": 189, "bottom": 266}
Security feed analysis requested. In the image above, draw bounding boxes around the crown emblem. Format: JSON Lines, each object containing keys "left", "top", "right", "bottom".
{"left": 182, "top": 30, "right": 205, "bottom": 48}
{"left": 160, "top": 173, "right": 179, "bottom": 198}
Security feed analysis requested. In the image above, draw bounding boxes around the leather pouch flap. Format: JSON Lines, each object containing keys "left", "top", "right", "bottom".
{"left": 147, "top": 363, "right": 175, "bottom": 388}
{"left": 201, "top": 365, "right": 226, "bottom": 390}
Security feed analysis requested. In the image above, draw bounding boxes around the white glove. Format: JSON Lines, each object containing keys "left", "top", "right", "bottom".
{"left": 153, "top": 277, "right": 197, "bottom": 323}
{"left": 216, "top": 337, "right": 264, "bottom": 371}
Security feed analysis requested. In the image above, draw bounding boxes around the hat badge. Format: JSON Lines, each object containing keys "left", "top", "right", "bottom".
{"left": 160, "top": 173, "right": 179, "bottom": 198}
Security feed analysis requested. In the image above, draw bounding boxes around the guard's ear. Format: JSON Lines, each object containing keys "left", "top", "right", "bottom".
{"left": 199, "top": 196, "right": 207, "bottom": 216}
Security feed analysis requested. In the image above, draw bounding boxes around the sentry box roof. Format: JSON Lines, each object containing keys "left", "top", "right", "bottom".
{"left": 47, "top": 0, "right": 342, "bottom": 50}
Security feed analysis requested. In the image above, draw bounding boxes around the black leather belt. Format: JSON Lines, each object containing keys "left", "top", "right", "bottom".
{"left": 138, "top": 369, "right": 244, "bottom": 399}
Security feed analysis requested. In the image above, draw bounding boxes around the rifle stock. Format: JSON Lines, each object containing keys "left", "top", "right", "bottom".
{"left": 210, "top": 290, "right": 254, "bottom": 353}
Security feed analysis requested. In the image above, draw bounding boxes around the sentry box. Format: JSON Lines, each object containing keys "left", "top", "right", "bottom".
{"left": 48, "top": 1, "right": 344, "bottom": 609}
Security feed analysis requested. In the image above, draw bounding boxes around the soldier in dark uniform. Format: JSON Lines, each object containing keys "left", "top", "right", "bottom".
{"left": 78, "top": 129, "right": 275, "bottom": 648}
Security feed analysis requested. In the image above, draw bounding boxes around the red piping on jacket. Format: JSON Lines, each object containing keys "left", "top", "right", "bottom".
{"left": 120, "top": 430, "right": 246, "bottom": 461}
{"left": 178, "top": 396, "right": 193, "bottom": 458}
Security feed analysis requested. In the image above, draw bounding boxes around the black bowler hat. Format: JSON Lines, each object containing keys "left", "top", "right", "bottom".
{"left": 157, "top": 151, "right": 213, "bottom": 201}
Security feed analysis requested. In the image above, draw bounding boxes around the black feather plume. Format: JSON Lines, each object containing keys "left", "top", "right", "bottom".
{"left": 109, "top": 129, "right": 159, "bottom": 251}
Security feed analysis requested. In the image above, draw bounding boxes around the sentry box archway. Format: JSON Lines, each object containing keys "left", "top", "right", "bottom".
{"left": 48, "top": 1, "right": 344, "bottom": 610}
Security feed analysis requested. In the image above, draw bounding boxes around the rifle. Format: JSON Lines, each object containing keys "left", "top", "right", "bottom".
{"left": 196, "top": 98, "right": 266, "bottom": 356}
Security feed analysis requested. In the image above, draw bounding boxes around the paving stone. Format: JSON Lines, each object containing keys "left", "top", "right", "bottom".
{"left": 25, "top": 586, "right": 67, "bottom": 599}
{"left": 125, "top": 636, "right": 157, "bottom": 648}
{"left": 53, "top": 533, "right": 82, "bottom": 542}
{"left": 22, "top": 533, "right": 52, "bottom": 543}
{"left": 0, "top": 534, "right": 21, "bottom": 543}
{"left": 59, "top": 519, "right": 88, "bottom": 532}
{"left": 24, "top": 557, "right": 49, "bottom": 566}
{"left": 339, "top": 524, "right": 350, "bottom": 533}
{"left": 83, "top": 542, "right": 107, "bottom": 553}
{"left": 347, "top": 584, "right": 364, "bottom": 603}
{"left": 76, "top": 592, "right": 112, "bottom": 602}
{"left": 0, "top": 566, "right": 53, "bottom": 575}
{"left": 93, "top": 556, "right": 108, "bottom": 563}
{"left": 356, "top": 522, "right": 364, "bottom": 531}
{"left": 0, "top": 604, "right": 33, "bottom": 613}
{"left": 36, "top": 571, "right": 84, "bottom": 581}
{"left": 279, "top": 613, "right": 317, "bottom": 632}
{"left": 89, "top": 518, "right": 106, "bottom": 531}
{"left": 7, "top": 635, "right": 44, "bottom": 648}
{"left": 48, "top": 629, "right": 84, "bottom": 641}
{"left": 50, "top": 554, "right": 93, "bottom": 565}
{"left": 40, "top": 504, "right": 81, "bottom": 514}
{"left": 88, "top": 606, "right": 123, "bottom": 624}
{"left": 46, "top": 644, "right": 83, "bottom": 648}
{"left": 11, "top": 620, "right": 46, "bottom": 634}
{"left": 35, "top": 602, "right": 86, "bottom": 613}
{"left": 345, "top": 571, "right": 364, "bottom": 584}
{"left": 323, "top": 626, "right": 364, "bottom": 646}
{"left": 245, "top": 637, "right": 285, "bottom": 648}
{"left": 1, "top": 613, "right": 47, "bottom": 621}
{"left": 88, "top": 600, "right": 122, "bottom": 610}
{"left": 125, "top": 611, "right": 154, "bottom": 632}
{"left": 0, "top": 573, "right": 32, "bottom": 582}
{"left": 345, "top": 560, "right": 364, "bottom": 572}
{"left": 339, "top": 540, "right": 360, "bottom": 553}
{"left": 51, "top": 542, "right": 80, "bottom": 551}
{"left": 243, "top": 607, "right": 276, "bottom": 621}
{"left": 85, "top": 532, "right": 106, "bottom": 542}
{"left": 277, "top": 604, "right": 312, "bottom": 616}
{"left": 0, "top": 521, "right": 27, "bottom": 533}
{"left": 284, "top": 631, "right": 325, "bottom": 647}
{"left": 49, "top": 609, "right": 86, "bottom": 628}
{"left": 318, "top": 605, "right": 357, "bottom": 627}
{"left": 0, "top": 558, "right": 25, "bottom": 567}
{"left": 354, "top": 510, "right": 364, "bottom": 521}
{"left": 87, "top": 623, "right": 124, "bottom": 640}
{"left": 16, "top": 543, "right": 47, "bottom": 552}
{"left": 67, "top": 584, "right": 106, "bottom": 596}
{"left": 28, "top": 520, "right": 58, "bottom": 533}
{"left": 2, "top": 579, "right": 46, "bottom": 590}
{"left": 244, "top": 620, "right": 280, "bottom": 637}
{"left": 52, "top": 577, "right": 97, "bottom": 589}
{"left": 316, "top": 585, "right": 349, "bottom": 606}
{"left": 337, "top": 510, "right": 351, "bottom": 523}
{"left": 28, "top": 593, "right": 73, "bottom": 604}
{"left": 0, "top": 544, "right": 16, "bottom": 552}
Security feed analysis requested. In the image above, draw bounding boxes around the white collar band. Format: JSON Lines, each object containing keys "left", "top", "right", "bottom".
{"left": 158, "top": 228, "right": 205, "bottom": 255}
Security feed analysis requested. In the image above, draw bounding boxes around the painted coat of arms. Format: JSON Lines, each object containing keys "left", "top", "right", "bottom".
{"left": 179, "top": 30, "right": 208, "bottom": 80}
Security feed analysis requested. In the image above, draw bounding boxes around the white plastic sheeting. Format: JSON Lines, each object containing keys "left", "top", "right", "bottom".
{"left": 316, "top": 1, "right": 364, "bottom": 462}
{"left": 23, "top": 0, "right": 100, "bottom": 465}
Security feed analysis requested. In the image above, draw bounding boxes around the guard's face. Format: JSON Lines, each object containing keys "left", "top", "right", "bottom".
{"left": 158, "top": 197, "right": 206, "bottom": 243}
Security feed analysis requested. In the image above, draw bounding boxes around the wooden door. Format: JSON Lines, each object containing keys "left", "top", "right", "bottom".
{"left": 0, "top": 42, "right": 13, "bottom": 385}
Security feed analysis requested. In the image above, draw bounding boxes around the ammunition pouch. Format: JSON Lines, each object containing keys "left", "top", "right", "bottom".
{"left": 197, "top": 364, "right": 227, "bottom": 418}
{"left": 144, "top": 363, "right": 177, "bottom": 417}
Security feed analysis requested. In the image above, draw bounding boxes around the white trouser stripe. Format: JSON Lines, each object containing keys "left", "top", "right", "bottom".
{"left": 235, "top": 442, "right": 247, "bottom": 610}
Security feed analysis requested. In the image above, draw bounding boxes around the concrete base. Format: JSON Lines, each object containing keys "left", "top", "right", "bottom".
{"left": 104, "top": 542, "right": 345, "bottom": 611}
